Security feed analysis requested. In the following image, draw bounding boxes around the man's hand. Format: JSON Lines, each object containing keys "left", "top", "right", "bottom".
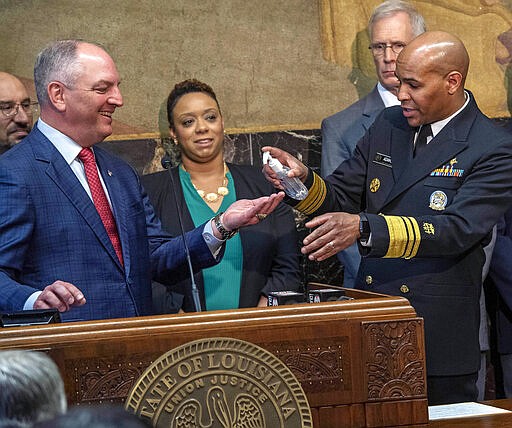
{"left": 33, "top": 280, "right": 86, "bottom": 312}
{"left": 261, "top": 146, "right": 308, "bottom": 189}
{"left": 302, "top": 212, "right": 360, "bottom": 261}
{"left": 212, "top": 192, "right": 285, "bottom": 238}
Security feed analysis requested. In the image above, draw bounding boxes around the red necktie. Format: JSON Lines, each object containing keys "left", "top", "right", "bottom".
{"left": 78, "top": 148, "right": 124, "bottom": 265}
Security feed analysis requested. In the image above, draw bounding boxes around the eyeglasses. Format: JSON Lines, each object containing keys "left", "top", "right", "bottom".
{"left": 368, "top": 42, "right": 406, "bottom": 56}
{"left": 0, "top": 101, "right": 39, "bottom": 118}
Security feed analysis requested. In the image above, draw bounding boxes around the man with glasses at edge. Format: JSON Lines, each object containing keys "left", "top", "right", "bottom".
{"left": 0, "top": 72, "right": 37, "bottom": 154}
{"left": 321, "top": 1, "right": 426, "bottom": 289}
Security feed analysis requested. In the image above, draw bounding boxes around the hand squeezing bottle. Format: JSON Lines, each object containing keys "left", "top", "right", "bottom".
{"left": 263, "top": 152, "right": 308, "bottom": 200}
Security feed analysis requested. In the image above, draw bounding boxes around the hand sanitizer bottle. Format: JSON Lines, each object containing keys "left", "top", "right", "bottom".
{"left": 263, "top": 152, "right": 308, "bottom": 200}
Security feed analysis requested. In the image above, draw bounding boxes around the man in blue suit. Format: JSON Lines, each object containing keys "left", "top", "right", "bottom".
{"left": 0, "top": 40, "right": 283, "bottom": 322}
{"left": 264, "top": 31, "right": 512, "bottom": 404}
{"left": 321, "top": 1, "right": 426, "bottom": 287}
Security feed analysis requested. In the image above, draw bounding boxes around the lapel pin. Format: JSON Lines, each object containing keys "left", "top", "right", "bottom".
{"left": 108, "top": 170, "right": 113, "bottom": 176}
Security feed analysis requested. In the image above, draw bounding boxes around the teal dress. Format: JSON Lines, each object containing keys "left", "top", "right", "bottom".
{"left": 179, "top": 167, "right": 243, "bottom": 310}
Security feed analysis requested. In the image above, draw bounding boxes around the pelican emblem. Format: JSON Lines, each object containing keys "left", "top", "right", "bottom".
{"left": 173, "top": 386, "right": 264, "bottom": 428}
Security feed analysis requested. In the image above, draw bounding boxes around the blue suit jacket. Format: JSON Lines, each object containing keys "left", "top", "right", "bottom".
{"left": 0, "top": 127, "right": 218, "bottom": 321}
{"left": 320, "top": 85, "right": 384, "bottom": 287}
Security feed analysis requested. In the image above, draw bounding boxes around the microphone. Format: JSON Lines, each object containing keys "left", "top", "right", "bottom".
{"left": 161, "top": 155, "right": 202, "bottom": 312}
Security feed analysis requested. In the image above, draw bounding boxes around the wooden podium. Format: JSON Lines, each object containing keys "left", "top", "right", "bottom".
{"left": 0, "top": 288, "right": 428, "bottom": 427}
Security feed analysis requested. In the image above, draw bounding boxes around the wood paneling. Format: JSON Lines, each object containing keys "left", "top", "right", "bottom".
{"left": 0, "top": 288, "right": 428, "bottom": 427}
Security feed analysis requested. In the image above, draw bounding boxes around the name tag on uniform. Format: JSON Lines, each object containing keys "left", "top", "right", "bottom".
{"left": 373, "top": 152, "right": 392, "bottom": 168}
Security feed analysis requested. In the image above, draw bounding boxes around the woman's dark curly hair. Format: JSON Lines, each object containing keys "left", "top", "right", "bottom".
{"left": 166, "top": 79, "right": 221, "bottom": 129}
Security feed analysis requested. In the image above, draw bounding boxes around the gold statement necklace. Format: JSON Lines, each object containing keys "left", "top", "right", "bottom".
{"left": 182, "top": 162, "right": 229, "bottom": 203}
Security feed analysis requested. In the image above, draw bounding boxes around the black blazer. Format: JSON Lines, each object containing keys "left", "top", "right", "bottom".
{"left": 141, "top": 163, "right": 301, "bottom": 312}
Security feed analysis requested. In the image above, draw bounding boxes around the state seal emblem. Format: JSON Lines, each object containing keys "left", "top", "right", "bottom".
{"left": 125, "top": 337, "right": 312, "bottom": 428}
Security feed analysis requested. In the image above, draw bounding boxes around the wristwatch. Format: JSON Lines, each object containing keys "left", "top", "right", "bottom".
{"left": 213, "top": 212, "right": 238, "bottom": 240}
{"left": 359, "top": 213, "right": 370, "bottom": 244}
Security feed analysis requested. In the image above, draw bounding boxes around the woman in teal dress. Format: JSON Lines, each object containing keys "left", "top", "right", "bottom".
{"left": 142, "top": 79, "right": 301, "bottom": 312}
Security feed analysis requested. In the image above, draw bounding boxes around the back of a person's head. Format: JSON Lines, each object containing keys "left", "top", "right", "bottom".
{"left": 0, "top": 420, "right": 27, "bottom": 428}
{"left": 0, "top": 350, "right": 66, "bottom": 427}
{"left": 34, "top": 405, "right": 151, "bottom": 428}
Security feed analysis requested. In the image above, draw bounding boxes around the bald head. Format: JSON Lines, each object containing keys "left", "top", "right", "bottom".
{"left": 0, "top": 72, "right": 24, "bottom": 86}
{"left": 0, "top": 72, "right": 34, "bottom": 150}
{"left": 395, "top": 31, "right": 469, "bottom": 127}
{"left": 402, "top": 31, "right": 469, "bottom": 82}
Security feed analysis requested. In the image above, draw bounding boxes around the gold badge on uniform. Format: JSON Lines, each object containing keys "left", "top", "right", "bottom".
{"left": 429, "top": 190, "right": 447, "bottom": 211}
{"left": 370, "top": 178, "right": 380, "bottom": 193}
{"left": 423, "top": 222, "right": 435, "bottom": 235}
{"left": 449, "top": 158, "right": 457, "bottom": 165}
{"left": 400, "top": 284, "right": 410, "bottom": 294}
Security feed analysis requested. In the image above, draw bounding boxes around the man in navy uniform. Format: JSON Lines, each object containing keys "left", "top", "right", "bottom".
{"left": 263, "top": 31, "right": 512, "bottom": 404}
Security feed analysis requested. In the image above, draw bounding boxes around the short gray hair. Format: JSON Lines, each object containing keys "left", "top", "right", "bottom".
{"left": 34, "top": 39, "right": 105, "bottom": 107}
{"left": 369, "top": 0, "right": 426, "bottom": 40}
{"left": 0, "top": 350, "right": 67, "bottom": 426}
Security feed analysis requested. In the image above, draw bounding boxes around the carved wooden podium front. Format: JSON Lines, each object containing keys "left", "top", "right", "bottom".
{"left": 0, "top": 288, "right": 428, "bottom": 427}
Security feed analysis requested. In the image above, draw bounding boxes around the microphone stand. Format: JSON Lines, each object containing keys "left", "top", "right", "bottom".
{"left": 162, "top": 156, "right": 202, "bottom": 312}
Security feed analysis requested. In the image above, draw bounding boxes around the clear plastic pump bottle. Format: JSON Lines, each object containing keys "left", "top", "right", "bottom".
{"left": 263, "top": 152, "right": 308, "bottom": 200}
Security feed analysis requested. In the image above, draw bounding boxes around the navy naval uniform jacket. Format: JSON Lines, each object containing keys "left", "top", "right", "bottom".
{"left": 294, "top": 95, "right": 512, "bottom": 377}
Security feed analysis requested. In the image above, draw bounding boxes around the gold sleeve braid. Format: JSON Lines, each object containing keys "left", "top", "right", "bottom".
{"left": 382, "top": 215, "right": 421, "bottom": 259}
{"left": 294, "top": 172, "right": 327, "bottom": 215}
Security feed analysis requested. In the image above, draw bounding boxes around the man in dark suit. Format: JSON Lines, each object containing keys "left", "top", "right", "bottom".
{"left": 263, "top": 31, "right": 512, "bottom": 404}
{"left": 489, "top": 207, "right": 512, "bottom": 398}
{"left": 321, "top": 1, "right": 426, "bottom": 288}
{"left": 0, "top": 40, "right": 283, "bottom": 322}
